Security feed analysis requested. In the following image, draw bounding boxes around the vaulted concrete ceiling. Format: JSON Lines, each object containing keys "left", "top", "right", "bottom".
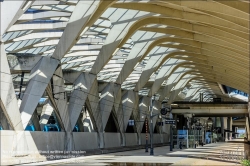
{"left": 2, "top": 0, "right": 249, "bottom": 102}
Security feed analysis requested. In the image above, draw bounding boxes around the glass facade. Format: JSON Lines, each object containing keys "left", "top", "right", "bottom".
{"left": 222, "top": 85, "right": 248, "bottom": 97}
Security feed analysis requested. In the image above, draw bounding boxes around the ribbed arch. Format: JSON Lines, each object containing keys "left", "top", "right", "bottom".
{"left": 2, "top": 1, "right": 248, "bottom": 122}
{"left": 112, "top": 2, "right": 248, "bottom": 31}
{"left": 116, "top": 16, "right": 248, "bottom": 48}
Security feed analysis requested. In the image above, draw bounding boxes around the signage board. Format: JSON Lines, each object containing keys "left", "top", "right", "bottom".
{"left": 157, "top": 122, "right": 164, "bottom": 126}
{"left": 165, "top": 120, "right": 175, "bottom": 124}
{"left": 128, "top": 120, "right": 134, "bottom": 126}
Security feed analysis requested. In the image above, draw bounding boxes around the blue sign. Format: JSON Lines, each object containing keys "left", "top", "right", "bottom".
{"left": 178, "top": 130, "right": 187, "bottom": 135}
{"left": 128, "top": 120, "right": 134, "bottom": 126}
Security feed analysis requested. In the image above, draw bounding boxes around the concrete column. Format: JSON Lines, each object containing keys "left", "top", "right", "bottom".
{"left": 226, "top": 117, "right": 229, "bottom": 140}
{"left": 220, "top": 117, "right": 228, "bottom": 141}
{"left": 20, "top": 56, "right": 59, "bottom": 129}
{"left": 152, "top": 101, "right": 161, "bottom": 133}
{"left": 215, "top": 117, "right": 221, "bottom": 127}
{"left": 31, "top": 109, "right": 41, "bottom": 131}
{"left": 68, "top": 72, "right": 96, "bottom": 131}
{"left": 235, "top": 127, "right": 238, "bottom": 138}
{"left": 52, "top": 67, "right": 75, "bottom": 152}
{"left": 138, "top": 97, "right": 149, "bottom": 145}
{"left": 51, "top": 67, "right": 71, "bottom": 131}
{"left": 212, "top": 117, "right": 216, "bottom": 126}
{"left": 132, "top": 107, "right": 142, "bottom": 146}
{"left": 39, "top": 102, "right": 53, "bottom": 130}
{"left": 1, "top": 41, "right": 30, "bottom": 156}
{"left": 220, "top": 117, "right": 225, "bottom": 141}
{"left": 227, "top": 117, "right": 232, "bottom": 140}
{"left": 0, "top": 108, "right": 11, "bottom": 130}
{"left": 99, "top": 83, "right": 122, "bottom": 133}
{"left": 244, "top": 81, "right": 250, "bottom": 158}
{"left": 121, "top": 91, "right": 138, "bottom": 132}
{"left": 87, "top": 80, "right": 101, "bottom": 130}
{"left": 19, "top": 0, "right": 101, "bottom": 130}
{"left": 244, "top": 117, "right": 250, "bottom": 159}
{"left": 117, "top": 100, "right": 125, "bottom": 146}
{"left": 113, "top": 84, "right": 122, "bottom": 116}
{"left": 214, "top": 117, "right": 222, "bottom": 141}
{"left": 128, "top": 91, "right": 140, "bottom": 146}
{"left": 116, "top": 90, "right": 140, "bottom": 146}
{"left": 201, "top": 128, "right": 205, "bottom": 145}
{"left": 246, "top": 117, "right": 250, "bottom": 141}
{"left": 223, "top": 117, "right": 228, "bottom": 141}
{"left": 139, "top": 97, "right": 150, "bottom": 132}
{"left": 87, "top": 79, "right": 105, "bottom": 148}
{"left": 96, "top": 132, "right": 104, "bottom": 148}
{"left": 0, "top": 43, "right": 24, "bottom": 131}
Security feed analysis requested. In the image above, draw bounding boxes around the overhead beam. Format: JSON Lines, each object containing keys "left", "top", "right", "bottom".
{"left": 172, "top": 108, "right": 247, "bottom": 115}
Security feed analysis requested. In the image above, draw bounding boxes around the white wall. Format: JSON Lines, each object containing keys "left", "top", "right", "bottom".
{"left": 1, "top": 131, "right": 168, "bottom": 159}
{"left": 25, "top": 131, "right": 40, "bottom": 152}
{"left": 104, "top": 133, "right": 121, "bottom": 148}
{"left": 30, "top": 131, "right": 65, "bottom": 151}
{"left": 0, "top": 131, "right": 40, "bottom": 157}
{"left": 0, "top": 130, "right": 101, "bottom": 157}
{"left": 31, "top": 132, "right": 100, "bottom": 151}
{"left": 73, "top": 132, "right": 98, "bottom": 150}
{"left": 141, "top": 133, "right": 169, "bottom": 145}
{"left": 153, "top": 134, "right": 161, "bottom": 144}
{"left": 1, "top": 131, "right": 17, "bottom": 157}
{"left": 125, "top": 133, "right": 138, "bottom": 146}
{"left": 141, "top": 133, "right": 147, "bottom": 145}
{"left": 162, "top": 134, "right": 169, "bottom": 143}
